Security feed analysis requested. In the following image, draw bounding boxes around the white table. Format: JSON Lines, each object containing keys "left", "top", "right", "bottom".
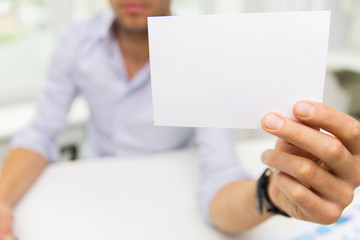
{"left": 13, "top": 137, "right": 360, "bottom": 240}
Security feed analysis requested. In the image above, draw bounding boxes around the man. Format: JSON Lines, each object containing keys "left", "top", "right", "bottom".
{"left": 0, "top": 0, "right": 359, "bottom": 239}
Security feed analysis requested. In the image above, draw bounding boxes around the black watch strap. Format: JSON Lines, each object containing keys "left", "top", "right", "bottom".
{"left": 256, "top": 168, "right": 290, "bottom": 217}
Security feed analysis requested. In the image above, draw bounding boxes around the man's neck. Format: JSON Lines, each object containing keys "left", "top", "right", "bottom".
{"left": 117, "top": 27, "right": 149, "bottom": 81}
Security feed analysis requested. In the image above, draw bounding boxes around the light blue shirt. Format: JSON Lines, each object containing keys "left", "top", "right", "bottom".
{"left": 11, "top": 12, "right": 250, "bottom": 223}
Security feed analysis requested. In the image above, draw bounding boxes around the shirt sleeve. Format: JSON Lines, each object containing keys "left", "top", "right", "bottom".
{"left": 195, "top": 128, "right": 251, "bottom": 225}
{"left": 11, "top": 23, "right": 83, "bottom": 163}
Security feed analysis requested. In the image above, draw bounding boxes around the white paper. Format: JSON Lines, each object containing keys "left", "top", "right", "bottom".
{"left": 148, "top": 11, "right": 330, "bottom": 129}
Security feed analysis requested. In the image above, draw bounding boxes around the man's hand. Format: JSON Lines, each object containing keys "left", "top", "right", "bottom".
{"left": 261, "top": 101, "right": 360, "bottom": 224}
{"left": 0, "top": 203, "right": 17, "bottom": 240}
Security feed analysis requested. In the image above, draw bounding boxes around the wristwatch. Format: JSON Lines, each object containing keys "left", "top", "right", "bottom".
{"left": 256, "top": 168, "right": 290, "bottom": 217}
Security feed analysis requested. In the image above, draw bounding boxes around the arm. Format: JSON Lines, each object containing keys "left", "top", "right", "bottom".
{"left": 0, "top": 22, "right": 83, "bottom": 239}
{"left": 195, "top": 128, "right": 263, "bottom": 233}
{"left": 0, "top": 149, "right": 47, "bottom": 207}
{"left": 210, "top": 179, "right": 272, "bottom": 233}
{"left": 0, "top": 149, "right": 47, "bottom": 239}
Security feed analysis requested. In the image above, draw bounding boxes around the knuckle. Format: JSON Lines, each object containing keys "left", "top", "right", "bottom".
{"left": 354, "top": 171, "right": 360, "bottom": 186}
{"left": 341, "top": 186, "right": 354, "bottom": 207}
{"left": 323, "top": 108, "right": 336, "bottom": 126}
{"left": 290, "top": 185, "right": 307, "bottom": 204}
{"left": 323, "top": 206, "right": 342, "bottom": 225}
{"left": 298, "top": 162, "right": 318, "bottom": 181}
{"left": 324, "top": 140, "right": 344, "bottom": 159}
{"left": 352, "top": 161, "right": 360, "bottom": 185}
{"left": 351, "top": 121, "right": 360, "bottom": 140}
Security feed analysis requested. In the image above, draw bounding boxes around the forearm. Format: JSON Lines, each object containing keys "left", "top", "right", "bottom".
{"left": 210, "top": 180, "right": 272, "bottom": 234}
{"left": 0, "top": 148, "right": 47, "bottom": 207}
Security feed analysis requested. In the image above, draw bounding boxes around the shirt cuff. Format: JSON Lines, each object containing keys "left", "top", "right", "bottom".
{"left": 11, "top": 127, "right": 59, "bottom": 163}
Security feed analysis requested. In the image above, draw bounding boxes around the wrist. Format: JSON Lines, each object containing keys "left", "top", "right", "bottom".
{"left": 0, "top": 199, "right": 12, "bottom": 209}
{"left": 256, "top": 168, "right": 290, "bottom": 217}
{"left": 0, "top": 192, "right": 14, "bottom": 209}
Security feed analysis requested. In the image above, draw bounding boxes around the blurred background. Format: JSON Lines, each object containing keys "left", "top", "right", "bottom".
{"left": 0, "top": 0, "right": 359, "bottom": 162}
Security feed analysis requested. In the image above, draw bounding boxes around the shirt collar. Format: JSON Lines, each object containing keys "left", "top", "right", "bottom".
{"left": 91, "top": 11, "right": 117, "bottom": 41}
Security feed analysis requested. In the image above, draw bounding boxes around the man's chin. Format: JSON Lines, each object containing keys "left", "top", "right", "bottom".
{"left": 116, "top": 15, "right": 149, "bottom": 34}
{"left": 120, "top": 24, "right": 148, "bottom": 34}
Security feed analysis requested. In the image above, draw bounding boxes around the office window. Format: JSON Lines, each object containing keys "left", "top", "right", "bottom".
{"left": 0, "top": 0, "right": 107, "bottom": 104}
{"left": 0, "top": 0, "right": 52, "bottom": 103}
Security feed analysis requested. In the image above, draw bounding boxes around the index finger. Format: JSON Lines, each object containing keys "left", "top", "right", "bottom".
{"left": 293, "top": 101, "right": 360, "bottom": 154}
{"left": 262, "top": 113, "right": 354, "bottom": 179}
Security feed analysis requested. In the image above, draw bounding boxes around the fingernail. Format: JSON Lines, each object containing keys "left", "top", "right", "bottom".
{"left": 296, "top": 102, "right": 315, "bottom": 117}
{"left": 264, "top": 114, "right": 283, "bottom": 130}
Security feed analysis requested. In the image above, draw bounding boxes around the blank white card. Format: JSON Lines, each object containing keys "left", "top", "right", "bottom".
{"left": 148, "top": 11, "right": 330, "bottom": 129}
